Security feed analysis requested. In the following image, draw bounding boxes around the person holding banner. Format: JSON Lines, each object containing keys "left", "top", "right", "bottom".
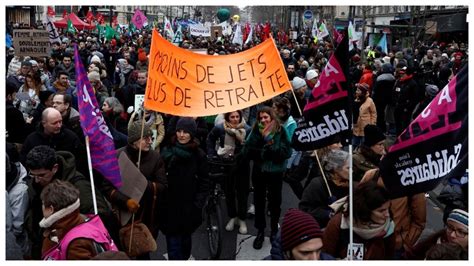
{"left": 242, "top": 106, "right": 292, "bottom": 250}
{"left": 206, "top": 110, "right": 251, "bottom": 234}
{"left": 101, "top": 121, "right": 168, "bottom": 259}
{"left": 322, "top": 181, "right": 396, "bottom": 260}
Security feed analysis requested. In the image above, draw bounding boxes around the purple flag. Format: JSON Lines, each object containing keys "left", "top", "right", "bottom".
{"left": 132, "top": 9, "right": 147, "bottom": 29}
{"left": 74, "top": 45, "right": 122, "bottom": 188}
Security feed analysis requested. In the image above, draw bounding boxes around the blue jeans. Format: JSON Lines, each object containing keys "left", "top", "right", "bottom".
{"left": 166, "top": 234, "right": 192, "bottom": 260}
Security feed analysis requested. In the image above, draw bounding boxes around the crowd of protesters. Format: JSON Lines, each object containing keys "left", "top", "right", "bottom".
{"left": 6, "top": 18, "right": 468, "bottom": 261}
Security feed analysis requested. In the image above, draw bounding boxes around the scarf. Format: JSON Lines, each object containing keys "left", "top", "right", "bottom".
{"left": 219, "top": 121, "right": 247, "bottom": 157}
{"left": 341, "top": 214, "right": 395, "bottom": 240}
{"left": 161, "top": 142, "right": 195, "bottom": 167}
{"left": 39, "top": 199, "right": 80, "bottom": 230}
{"left": 258, "top": 120, "right": 277, "bottom": 144}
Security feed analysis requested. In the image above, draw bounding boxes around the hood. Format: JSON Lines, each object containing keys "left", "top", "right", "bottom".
{"left": 55, "top": 151, "right": 79, "bottom": 182}
{"left": 376, "top": 73, "right": 395, "bottom": 82}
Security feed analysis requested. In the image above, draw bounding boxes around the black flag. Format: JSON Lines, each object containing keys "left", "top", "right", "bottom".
{"left": 380, "top": 65, "right": 468, "bottom": 199}
{"left": 292, "top": 31, "right": 351, "bottom": 151}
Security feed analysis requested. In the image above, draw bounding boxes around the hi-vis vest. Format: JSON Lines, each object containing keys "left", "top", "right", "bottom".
{"left": 42, "top": 215, "right": 118, "bottom": 260}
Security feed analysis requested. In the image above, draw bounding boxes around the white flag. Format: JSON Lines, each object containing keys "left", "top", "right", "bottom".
{"left": 317, "top": 22, "right": 329, "bottom": 39}
{"left": 42, "top": 9, "right": 61, "bottom": 44}
{"left": 245, "top": 25, "right": 253, "bottom": 45}
{"left": 164, "top": 17, "right": 175, "bottom": 40}
{"left": 232, "top": 23, "right": 243, "bottom": 46}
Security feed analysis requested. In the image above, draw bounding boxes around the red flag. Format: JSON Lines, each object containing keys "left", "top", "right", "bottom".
{"left": 62, "top": 9, "right": 68, "bottom": 18}
{"left": 85, "top": 10, "right": 94, "bottom": 23}
{"left": 96, "top": 12, "right": 104, "bottom": 25}
{"left": 112, "top": 15, "right": 118, "bottom": 28}
{"left": 47, "top": 6, "right": 55, "bottom": 17}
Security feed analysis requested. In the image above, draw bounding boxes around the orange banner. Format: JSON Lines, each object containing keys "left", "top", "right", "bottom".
{"left": 144, "top": 29, "right": 291, "bottom": 116}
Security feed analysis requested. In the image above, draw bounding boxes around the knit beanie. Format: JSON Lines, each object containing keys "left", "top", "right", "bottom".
{"left": 447, "top": 209, "right": 468, "bottom": 230}
{"left": 128, "top": 121, "right": 152, "bottom": 144}
{"left": 87, "top": 71, "right": 101, "bottom": 82}
{"left": 291, "top": 77, "right": 306, "bottom": 90}
{"left": 176, "top": 117, "right": 197, "bottom": 138}
{"left": 363, "top": 124, "right": 385, "bottom": 147}
{"left": 305, "top": 69, "right": 318, "bottom": 80}
{"left": 425, "top": 84, "right": 439, "bottom": 97}
{"left": 281, "top": 208, "right": 323, "bottom": 252}
{"left": 356, "top": 83, "right": 369, "bottom": 94}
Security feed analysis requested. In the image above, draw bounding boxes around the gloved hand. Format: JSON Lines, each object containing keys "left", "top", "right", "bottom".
{"left": 126, "top": 199, "right": 140, "bottom": 213}
{"left": 328, "top": 195, "right": 337, "bottom": 205}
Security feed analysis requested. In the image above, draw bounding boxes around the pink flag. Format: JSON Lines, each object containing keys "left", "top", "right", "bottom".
{"left": 74, "top": 45, "right": 122, "bottom": 188}
{"left": 132, "top": 8, "right": 147, "bottom": 29}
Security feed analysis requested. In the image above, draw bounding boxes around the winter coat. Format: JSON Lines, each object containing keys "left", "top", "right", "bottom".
{"left": 6, "top": 161, "right": 30, "bottom": 255}
{"left": 391, "top": 75, "right": 418, "bottom": 114}
{"left": 372, "top": 73, "right": 396, "bottom": 110}
{"left": 25, "top": 151, "right": 112, "bottom": 259}
{"left": 159, "top": 140, "right": 210, "bottom": 235}
{"left": 323, "top": 213, "right": 396, "bottom": 260}
{"left": 360, "top": 171, "right": 427, "bottom": 252}
{"left": 41, "top": 210, "right": 99, "bottom": 260}
{"left": 352, "top": 97, "right": 377, "bottom": 137}
{"left": 242, "top": 126, "right": 292, "bottom": 173}
{"left": 20, "top": 125, "right": 85, "bottom": 167}
{"left": 62, "top": 108, "right": 85, "bottom": 144}
{"left": 206, "top": 123, "right": 251, "bottom": 157}
{"left": 352, "top": 144, "right": 381, "bottom": 182}
{"left": 299, "top": 175, "right": 349, "bottom": 228}
{"left": 6, "top": 100, "right": 31, "bottom": 144}
{"left": 404, "top": 230, "right": 447, "bottom": 260}
{"left": 264, "top": 231, "right": 335, "bottom": 260}
{"left": 107, "top": 145, "right": 168, "bottom": 237}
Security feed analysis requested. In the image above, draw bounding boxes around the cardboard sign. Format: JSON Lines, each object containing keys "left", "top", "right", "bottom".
{"left": 144, "top": 29, "right": 291, "bottom": 116}
{"left": 134, "top": 94, "right": 145, "bottom": 113}
{"left": 117, "top": 152, "right": 148, "bottom": 226}
{"left": 210, "top": 26, "right": 223, "bottom": 40}
{"left": 13, "top": 30, "right": 51, "bottom": 57}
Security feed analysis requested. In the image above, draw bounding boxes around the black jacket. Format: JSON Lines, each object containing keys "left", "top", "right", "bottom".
{"left": 299, "top": 175, "right": 349, "bottom": 228}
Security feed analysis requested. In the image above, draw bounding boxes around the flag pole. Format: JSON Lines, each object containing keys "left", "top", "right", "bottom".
{"left": 136, "top": 112, "right": 147, "bottom": 169}
{"left": 348, "top": 143, "right": 354, "bottom": 260}
{"left": 313, "top": 150, "right": 332, "bottom": 197}
{"left": 85, "top": 136, "right": 99, "bottom": 215}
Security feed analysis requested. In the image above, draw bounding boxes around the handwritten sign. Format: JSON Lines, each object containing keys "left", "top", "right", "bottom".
{"left": 189, "top": 24, "right": 211, "bottom": 37}
{"left": 13, "top": 30, "right": 51, "bottom": 57}
{"left": 144, "top": 29, "right": 291, "bottom": 116}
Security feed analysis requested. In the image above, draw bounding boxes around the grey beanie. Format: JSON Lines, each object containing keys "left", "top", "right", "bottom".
{"left": 128, "top": 121, "right": 152, "bottom": 144}
{"left": 291, "top": 77, "right": 306, "bottom": 90}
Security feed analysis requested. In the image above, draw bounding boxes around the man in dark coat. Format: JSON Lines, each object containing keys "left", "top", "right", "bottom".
{"left": 372, "top": 63, "right": 396, "bottom": 132}
{"left": 20, "top": 108, "right": 88, "bottom": 177}
{"left": 23, "top": 145, "right": 117, "bottom": 259}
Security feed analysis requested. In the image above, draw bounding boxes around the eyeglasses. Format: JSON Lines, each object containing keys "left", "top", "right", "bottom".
{"left": 446, "top": 223, "right": 468, "bottom": 238}
{"left": 28, "top": 171, "right": 50, "bottom": 179}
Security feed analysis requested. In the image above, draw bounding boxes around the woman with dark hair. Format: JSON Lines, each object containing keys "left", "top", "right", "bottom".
{"left": 352, "top": 82, "right": 377, "bottom": 148}
{"left": 207, "top": 110, "right": 251, "bottom": 234}
{"left": 16, "top": 71, "right": 45, "bottom": 120}
{"left": 322, "top": 181, "right": 396, "bottom": 260}
{"left": 242, "top": 106, "right": 292, "bottom": 249}
{"left": 159, "top": 117, "right": 210, "bottom": 260}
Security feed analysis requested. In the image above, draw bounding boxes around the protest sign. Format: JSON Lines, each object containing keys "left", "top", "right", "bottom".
{"left": 144, "top": 29, "right": 291, "bottom": 116}
{"left": 189, "top": 24, "right": 211, "bottom": 37}
{"left": 13, "top": 30, "right": 51, "bottom": 57}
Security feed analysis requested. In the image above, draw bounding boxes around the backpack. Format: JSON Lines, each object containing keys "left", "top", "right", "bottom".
{"left": 42, "top": 215, "right": 118, "bottom": 260}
